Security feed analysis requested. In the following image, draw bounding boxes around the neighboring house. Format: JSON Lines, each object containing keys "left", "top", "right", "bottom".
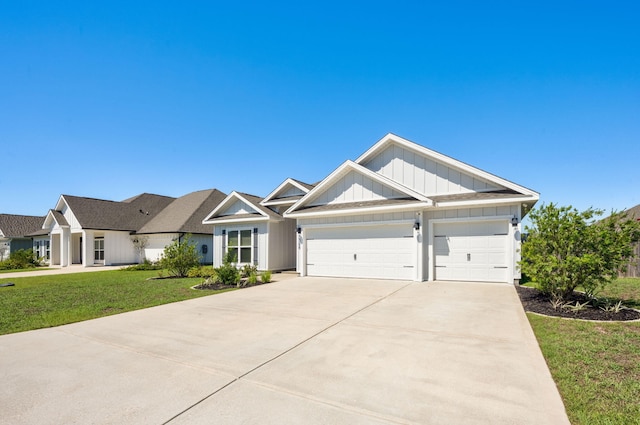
{"left": 136, "top": 188, "right": 227, "bottom": 263}
{"left": 42, "top": 189, "right": 226, "bottom": 267}
{"left": 285, "top": 133, "right": 540, "bottom": 283}
{"left": 0, "top": 214, "right": 45, "bottom": 261}
{"left": 619, "top": 204, "right": 640, "bottom": 278}
{"left": 202, "top": 179, "right": 313, "bottom": 271}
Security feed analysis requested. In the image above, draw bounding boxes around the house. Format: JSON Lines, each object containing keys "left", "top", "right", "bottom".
{"left": 202, "top": 179, "right": 313, "bottom": 271}
{"left": 0, "top": 214, "right": 45, "bottom": 261}
{"left": 42, "top": 189, "right": 226, "bottom": 267}
{"left": 284, "top": 133, "right": 539, "bottom": 283}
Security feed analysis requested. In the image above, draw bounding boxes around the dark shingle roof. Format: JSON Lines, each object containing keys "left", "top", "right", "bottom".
{"left": 429, "top": 190, "right": 523, "bottom": 203}
{"left": 62, "top": 194, "right": 175, "bottom": 231}
{"left": 296, "top": 198, "right": 421, "bottom": 213}
{"left": 0, "top": 214, "right": 45, "bottom": 238}
{"left": 137, "top": 189, "right": 226, "bottom": 234}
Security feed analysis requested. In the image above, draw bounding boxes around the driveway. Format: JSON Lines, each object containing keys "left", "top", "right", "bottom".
{"left": 0, "top": 277, "right": 569, "bottom": 424}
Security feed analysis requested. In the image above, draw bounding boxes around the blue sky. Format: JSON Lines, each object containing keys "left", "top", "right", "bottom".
{"left": 2, "top": 1, "right": 638, "bottom": 218}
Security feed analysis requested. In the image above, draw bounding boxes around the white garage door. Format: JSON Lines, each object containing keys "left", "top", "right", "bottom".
{"left": 433, "top": 221, "right": 510, "bottom": 283}
{"left": 306, "top": 224, "right": 415, "bottom": 280}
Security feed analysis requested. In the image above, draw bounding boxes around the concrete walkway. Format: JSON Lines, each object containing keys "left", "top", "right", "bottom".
{"left": 0, "top": 264, "right": 126, "bottom": 279}
{"left": 0, "top": 278, "right": 569, "bottom": 424}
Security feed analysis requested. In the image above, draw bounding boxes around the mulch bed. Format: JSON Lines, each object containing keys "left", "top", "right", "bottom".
{"left": 193, "top": 280, "right": 269, "bottom": 291}
{"left": 516, "top": 285, "right": 640, "bottom": 321}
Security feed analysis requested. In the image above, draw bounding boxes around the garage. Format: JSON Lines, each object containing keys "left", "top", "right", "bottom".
{"left": 433, "top": 220, "right": 510, "bottom": 283}
{"left": 305, "top": 224, "right": 415, "bottom": 280}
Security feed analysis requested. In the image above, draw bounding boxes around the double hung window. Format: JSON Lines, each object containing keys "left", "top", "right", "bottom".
{"left": 227, "top": 230, "right": 252, "bottom": 263}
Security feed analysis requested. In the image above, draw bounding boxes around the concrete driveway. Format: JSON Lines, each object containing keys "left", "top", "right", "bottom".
{"left": 1, "top": 277, "right": 569, "bottom": 424}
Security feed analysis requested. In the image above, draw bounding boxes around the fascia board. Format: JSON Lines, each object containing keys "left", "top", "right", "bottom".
{"left": 434, "top": 195, "right": 539, "bottom": 209}
{"left": 260, "top": 178, "right": 310, "bottom": 205}
{"left": 285, "top": 202, "right": 432, "bottom": 219}
{"left": 356, "top": 133, "right": 539, "bottom": 197}
{"left": 261, "top": 199, "right": 297, "bottom": 206}
{"left": 285, "top": 160, "right": 353, "bottom": 215}
{"left": 205, "top": 216, "right": 272, "bottom": 225}
{"left": 202, "top": 191, "right": 270, "bottom": 224}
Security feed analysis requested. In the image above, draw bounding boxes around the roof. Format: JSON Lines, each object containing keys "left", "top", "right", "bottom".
{"left": 623, "top": 204, "right": 640, "bottom": 221}
{"left": 202, "top": 191, "right": 283, "bottom": 224}
{"left": 60, "top": 193, "right": 175, "bottom": 231}
{"left": 137, "top": 189, "right": 226, "bottom": 234}
{"left": 0, "top": 214, "right": 45, "bottom": 238}
{"left": 293, "top": 198, "right": 424, "bottom": 214}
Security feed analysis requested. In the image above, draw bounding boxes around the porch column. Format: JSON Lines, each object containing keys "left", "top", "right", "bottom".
{"left": 60, "top": 227, "right": 70, "bottom": 267}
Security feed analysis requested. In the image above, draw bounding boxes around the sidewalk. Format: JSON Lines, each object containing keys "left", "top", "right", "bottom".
{"left": 0, "top": 265, "right": 127, "bottom": 279}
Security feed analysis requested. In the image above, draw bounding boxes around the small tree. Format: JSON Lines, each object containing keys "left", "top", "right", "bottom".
{"left": 521, "top": 203, "right": 640, "bottom": 301}
{"left": 131, "top": 235, "right": 149, "bottom": 264}
{"left": 159, "top": 234, "right": 201, "bottom": 277}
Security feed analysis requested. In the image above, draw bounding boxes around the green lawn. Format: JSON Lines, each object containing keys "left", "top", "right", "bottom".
{"left": 527, "top": 278, "right": 640, "bottom": 425}
{"left": 0, "top": 267, "right": 52, "bottom": 274}
{"left": 0, "top": 270, "right": 232, "bottom": 335}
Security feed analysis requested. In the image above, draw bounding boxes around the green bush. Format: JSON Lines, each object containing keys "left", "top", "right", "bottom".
{"left": 121, "top": 259, "right": 161, "bottom": 271}
{"left": 241, "top": 264, "right": 257, "bottom": 278}
{"left": 521, "top": 203, "right": 640, "bottom": 301}
{"left": 260, "top": 270, "right": 272, "bottom": 283}
{"left": 187, "top": 266, "right": 217, "bottom": 279}
{"left": 159, "top": 234, "right": 202, "bottom": 277}
{"left": 214, "top": 251, "right": 240, "bottom": 285}
{"left": 0, "top": 249, "right": 39, "bottom": 270}
{"left": 247, "top": 272, "right": 258, "bottom": 285}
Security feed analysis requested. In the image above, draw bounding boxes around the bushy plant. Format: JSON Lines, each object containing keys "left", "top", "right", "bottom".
{"left": 0, "top": 249, "right": 39, "bottom": 270}
{"left": 121, "top": 259, "right": 161, "bottom": 271}
{"left": 214, "top": 251, "right": 240, "bottom": 285}
{"left": 247, "top": 272, "right": 258, "bottom": 285}
{"left": 521, "top": 204, "right": 640, "bottom": 302}
{"left": 260, "top": 270, "right": 272, "bottom": 283}
{"left": 159, "top": 234, "right": 201, "bottom": 277}
{"left": 187, "top": 266, "right": 217, "bottom": 279}
{"left": 241, "top": 264, "right": 258, "bottom": 278}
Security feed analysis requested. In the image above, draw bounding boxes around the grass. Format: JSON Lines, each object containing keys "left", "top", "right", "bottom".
{"left": 527, "top": 277, "right": 640, "bottom": 425}
{"left": 0, "top": 269, "right": 233, "bottom": 335}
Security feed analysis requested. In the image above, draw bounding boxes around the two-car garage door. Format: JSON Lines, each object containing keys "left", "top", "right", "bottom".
{"left": 433, "top": 221, "right": 510, "bottom": 283}
{"left": 305, "top": 224, "right": 415, "bottom": 280}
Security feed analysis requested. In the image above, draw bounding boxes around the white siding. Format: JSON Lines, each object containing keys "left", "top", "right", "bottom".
{"left": 104, "top": 231, "right": 137, "bottom": 265}
{"left": 310, "top": 170, "right": 406, "bottom": 206}
{"left": 143, "top": 233, "right": 213, "bottom": 264}
{"left": 362, "top": 145, "right": 502, "bottom": 196}
{"left": 280, "top": 186, "right": 306, "bottom": 197}
{"left": 213, "top": 223, "right": 268, "bottom": 269}
{"left": 267, "top": 219, "right": 297, "bottom": 271}
{"left": 222, "top": 199, "right": 258, "bottom": 216}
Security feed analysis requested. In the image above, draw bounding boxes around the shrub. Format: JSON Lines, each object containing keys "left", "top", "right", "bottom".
{"left": 0, "top": 249, "right": 39, "bottom": 270}
{"left": 521, "top": 203, "right": 640, "bottom": 302}
{"left": 214, "top": 251, "right": 240, "bottom": 285}
{"left": 260, "top": 270, "right": 272, "bottom": 283}
{"left": 241, "top": 264, "right": 257, "bottom": 278}
{"left": 247, "top": 272, "right": 258, "bottom": 285}
{"left": 159, "top": 234, "right": 202, "bottom": 277}
{"left": 121, "top": 259, "right": 161, "bottom": 271}
{"left": 187, "top": 266, "right": 217, "bottom": 279}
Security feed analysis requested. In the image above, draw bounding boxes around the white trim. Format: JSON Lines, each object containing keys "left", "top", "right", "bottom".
{"left": 261, "top": 178, "right": 311, "bottom": 206}
{"left": 433, "top": 195, "right": 537, "bottom": 209}
{"left": 427, "top": 215, "right": 515, "bottom": 283}
{"left": 204, "top": 216, "right": 270, "bottom": 225}
{"left": 203, "top": 191, "right": 275, "bottom": 224}
{"left": 299, "top": 219, "right": 415, "bottom": 230}
{"left": 285, "top": 160, "right": 431, "bottom": 217}
{"left": 286, "top": 202, "right": 431, "bottom": 219}
{"left": 356, "top": 133, "right": 540, "bottom": 198}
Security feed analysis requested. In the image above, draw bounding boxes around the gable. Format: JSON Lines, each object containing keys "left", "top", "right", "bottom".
{"left": 361, "top": 144, "right": 502, "bottom": 196}
{"left": 309, "top": 169, "right": 409, "bottom": 206}
{"left": 221, "top": 199, "right": 261, "bottom": 216}
{"left": 280, "top": 186, "right": 307, "bottom": 198}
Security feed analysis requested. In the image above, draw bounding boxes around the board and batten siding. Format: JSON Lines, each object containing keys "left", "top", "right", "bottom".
{"left": 361, "top": 144, "right": 501, "bottom": 195}
{"left": 267, "top": 219, "right": 297, "bottom": 271}
{"left": 309, "top": 171, "right": 406, "bottom": 207}
{"left": 222, "top": 199, "right": 258, "bottom": 216}
{"left": 280, "top": 186, "right": 306, "bottom": 197}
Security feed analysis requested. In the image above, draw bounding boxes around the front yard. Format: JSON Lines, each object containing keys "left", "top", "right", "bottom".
{"left": 526, "top": 278, "right": 640, "bottom": 425}
{"left": 0, "top": 269, "right": 232, "bottom": 335}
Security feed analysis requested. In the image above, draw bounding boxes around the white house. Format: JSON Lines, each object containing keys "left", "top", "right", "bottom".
{"left": 285, "top": 133, "right": 539, "bottom": 284}
{"left": 0, "top": 214, "right": 45, "bottom": 261}
{"left": 42, "top": 189, "right": 226, "bottom": 267}
{"left": 202, "top": 179, "right": 313, "bottom": 271}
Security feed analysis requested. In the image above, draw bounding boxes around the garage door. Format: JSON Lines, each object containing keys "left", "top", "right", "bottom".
{"left": 306, "top": 224, "right": 415, "bottom": 280}
{"left": 433, "top": 221, "right": 510, "bottom": 283}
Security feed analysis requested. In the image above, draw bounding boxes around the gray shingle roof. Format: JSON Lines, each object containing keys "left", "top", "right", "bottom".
{"left": 137, "top": 189, "right": 226, "bottom": 234}
{"left": 296, "top": 198, "right": 420, "bottom": 213}
{"left": 62, "top": 194, "right": 175, "bottom": 231}
{"left": 0, "top": 214, "right": 45, "bottom": 238}
{"left": 429, "top": 189, "right": 524, "bottom": 203}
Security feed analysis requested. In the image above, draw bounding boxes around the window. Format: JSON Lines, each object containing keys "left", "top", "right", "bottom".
{"left": 45, "top": 240, "right": 50, "bottom": 260}
{"left": 227, "top": 230, "right": 252, "bottom": 263}
{"left": 94, "top": 238, "right": 104, "bottom": 261}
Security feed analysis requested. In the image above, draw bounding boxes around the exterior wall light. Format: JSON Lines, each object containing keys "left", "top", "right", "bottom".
{"left": 511, "top": 216, "right": 519, "bottom": 227}
{"left": 413, "top": 221, "right": 420, "bottom": 231}
{"left": 297, "top": 227, "right": 302, "bottom": 234}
